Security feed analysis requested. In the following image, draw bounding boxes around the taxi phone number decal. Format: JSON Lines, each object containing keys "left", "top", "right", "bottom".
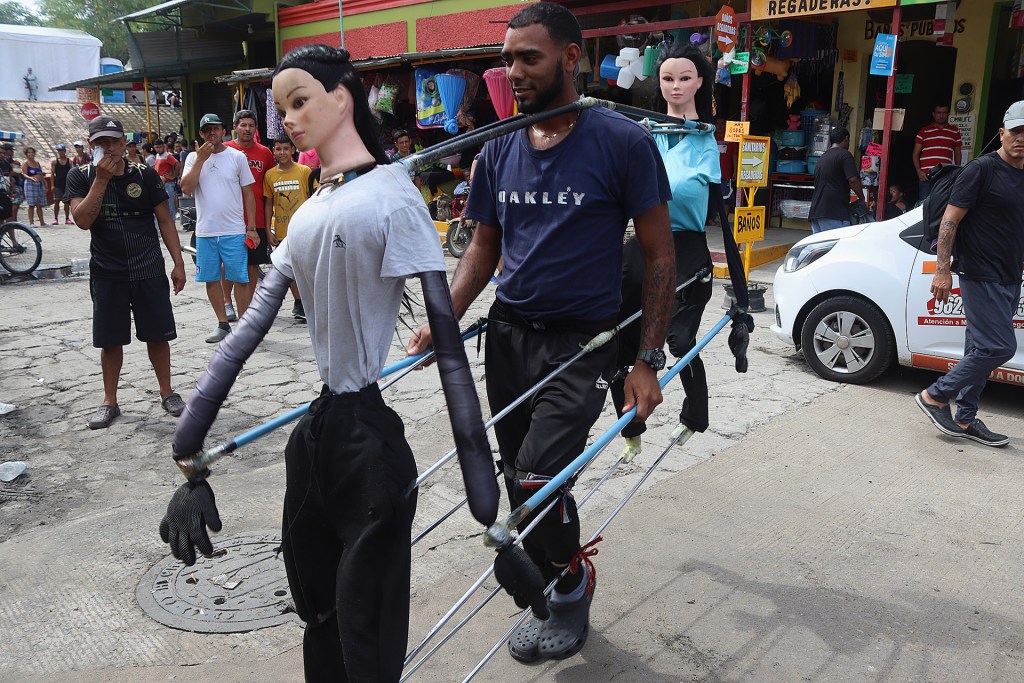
{"left": 920, "top": 289, "right": 1024, "bottom": 330}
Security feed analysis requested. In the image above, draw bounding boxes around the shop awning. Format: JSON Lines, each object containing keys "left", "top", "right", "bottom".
{"left": 48, "top": 57, "right": 238, "bottom": 92}
{"left": 214, "top": 45, "right": 502, "bottom": 84}
{"left": 116, "top": 0, "right": 253, "bottom": 25}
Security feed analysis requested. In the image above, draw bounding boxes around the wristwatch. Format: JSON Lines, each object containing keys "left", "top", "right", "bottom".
{"left": 636, "top": 348, "right": 666, "bottom": 371}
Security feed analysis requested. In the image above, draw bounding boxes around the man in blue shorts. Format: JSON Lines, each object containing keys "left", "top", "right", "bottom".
{"left": 66, "top": 115, "right": 187, "bottom": 429}
{"left": 179, "top": 113, "right": 257, "bottom": 343}
{"left": 409, "top": 2, "right": 675, "bottom": 663}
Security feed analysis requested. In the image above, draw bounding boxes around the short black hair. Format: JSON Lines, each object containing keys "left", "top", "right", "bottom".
{"left": 393, "top": 129, "right": 410, "bottom": 141}
{"left": 273, "top": 134, "right": 294, "bottom": 147}
{"left": 829, "top": 127, "right": 850, "bottom": 145}
{"left": 142, "top": 143, "right": 154, "bottom": 153}
{"left": 234, "top": 109, "right": 257, "bottom": 126}
{"left": 508, "top": 2, "right": 583, "bottom": 49}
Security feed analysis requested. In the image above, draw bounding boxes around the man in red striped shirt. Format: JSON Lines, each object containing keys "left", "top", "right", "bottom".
{"left": 913, "top": 104, "right": 963, "bottom": 201}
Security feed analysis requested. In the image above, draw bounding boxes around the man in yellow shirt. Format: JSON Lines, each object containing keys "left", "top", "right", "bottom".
{"left": 263, "top": 135, "right": 314, "bottom": 321}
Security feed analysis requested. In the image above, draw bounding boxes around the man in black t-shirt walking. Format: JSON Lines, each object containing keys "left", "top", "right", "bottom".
{"left": 915, "top": 101, "right": 1024, "bottom": 447}
{"left": 808, "top": 127, "right": 865, "bottom": 234}
{"left": 66, "top": 116, "right": 187, "bottom": 429}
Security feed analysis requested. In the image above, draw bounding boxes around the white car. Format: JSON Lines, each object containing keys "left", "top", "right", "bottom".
{"left": 770, "top": 206, "right": 1024, "bottom": 386}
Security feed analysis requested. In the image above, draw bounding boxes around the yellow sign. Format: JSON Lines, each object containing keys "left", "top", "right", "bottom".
{"left": 737, "top": 135, "right": 771, "bottom": 188}
{"left": 734, "top": 207, "right": 765, "bottom": 244}
{"left": 724, "top": 120, "right": 750, "bottom": 143}
{"left": 751, "top": 0, "right": 896, "bottom": 22}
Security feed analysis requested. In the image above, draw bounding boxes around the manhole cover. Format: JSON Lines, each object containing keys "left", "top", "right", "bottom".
{"left": 137, "top": 531, "right": 299, "bottom": 633}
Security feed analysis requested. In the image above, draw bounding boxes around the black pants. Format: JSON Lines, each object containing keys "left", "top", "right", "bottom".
{"left": 485, "top": 301, "right": 617, "bottom": 581}
{"left": 281, "top": 384, "right": 418, "bottom": 683}
{"left": 610, "top": 232, "right": 713, "bottom": 437}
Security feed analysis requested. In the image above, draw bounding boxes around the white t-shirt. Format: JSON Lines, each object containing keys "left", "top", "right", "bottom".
{"left": 183, "top": 147, "right": 255, "bottom": 237}
{"left": 272, "top": 163, "right": 445, "bottom": 393}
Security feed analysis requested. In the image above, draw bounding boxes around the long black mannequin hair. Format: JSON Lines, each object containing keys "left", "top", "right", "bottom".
{"left": 654, "top": 43, "right": 715, "bottom": 124}
{"left": 274, "top": 44, "right": 390, "bottom": 166}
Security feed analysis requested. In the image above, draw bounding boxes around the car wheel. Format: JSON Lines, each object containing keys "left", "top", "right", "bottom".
{"left": 799, "top": 295, "right": 894, "bottom": 384}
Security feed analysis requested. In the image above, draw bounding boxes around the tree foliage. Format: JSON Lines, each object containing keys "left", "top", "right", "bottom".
{"left": 0, "top": 1, "right": 41, "bottom": 25}
{"left": 38, "top": 0, "right": 154, "bottom": 62}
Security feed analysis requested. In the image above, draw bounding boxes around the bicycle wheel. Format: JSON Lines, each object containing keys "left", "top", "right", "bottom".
{"left": 0, "top": 222, "right": 43, "bottom": 275}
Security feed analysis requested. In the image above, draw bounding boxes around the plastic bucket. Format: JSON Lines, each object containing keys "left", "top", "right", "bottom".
{"left": 780, "top": 130, "right": 805, "bottom": 147}
{"left": 600, "top": 54, "right": 621, "bottom": 81}
{"left": 777, "top": 160, "right": 807, "bottom": 174}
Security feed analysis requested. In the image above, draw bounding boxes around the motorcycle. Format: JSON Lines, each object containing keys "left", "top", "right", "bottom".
{"left": 443, "top": 180, "right": 474, "bottom": 259}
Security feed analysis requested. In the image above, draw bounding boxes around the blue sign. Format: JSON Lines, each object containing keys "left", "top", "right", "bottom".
{"left": 870, "top": 33, "right": 898, "bottom": 77}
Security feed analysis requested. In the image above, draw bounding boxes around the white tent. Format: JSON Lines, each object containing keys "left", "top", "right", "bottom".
{"left": 0, "top": 24, "right": 101, "bottom": 103}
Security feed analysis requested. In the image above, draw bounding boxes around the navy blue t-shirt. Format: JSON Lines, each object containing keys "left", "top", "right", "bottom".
{"left": 466, "top": 106, "right": 671, "bottom": 320}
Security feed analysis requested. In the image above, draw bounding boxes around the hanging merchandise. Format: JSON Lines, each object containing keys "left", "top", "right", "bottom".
{"left": 415, "top": 69, "right": 446, "bottom": 129}
{"left": 375, "top": 76, "right": 399, "bottom": 116}
{"left": 266, "top": 89, "right": 284, "bottom": 139}
{"left": 716, "top": 48, "right": 735, "bottom": 86}
{"left": 483, "top": 68, "right": 515, "bottom": 120}
{"left": 616, "top": 15, "right": 650, "bottom": 49}
{"left": 834, "top": 70, "right": 845, "bottom": 114}
{"left": 445, "top": 68, "right": 482, "bottom": 128}
{"left": 784, "top": 70, "right": 800, "bottom": 108}
{"left": 367, "top": 82, "right": 381, "bottom": 122}
{"left": 435, "top": 73, "right": 467, "bottom": 134}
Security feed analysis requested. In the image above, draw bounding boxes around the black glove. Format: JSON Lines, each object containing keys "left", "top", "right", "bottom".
{"left": 159, "top": 478, "right": 222, "bottom": 566}
{"left": 493, "top": 544, "right": 549, "bottom": 620}
{"left": 727, "top": 308, "right": 755, "bottom": 374}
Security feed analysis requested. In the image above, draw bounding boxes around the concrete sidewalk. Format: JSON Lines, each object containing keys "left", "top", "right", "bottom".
{"left": 412, "top": 377, "right": 1023, "bottom": 682}
{"left": 11, "top": 373, "right": 1021, "bottom": 682}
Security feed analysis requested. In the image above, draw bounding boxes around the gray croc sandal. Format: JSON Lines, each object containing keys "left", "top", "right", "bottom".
{"left": 161, "top": 392, "right": 186, "bottom": 417}
{"left": 508, "top": 615, "right": 544, "bottom": 663}
{"left": 537, "top": 576, "right": 596, "bottom": 660}
{"left": 87, "top": 404, "right": 120, "bottom": 430}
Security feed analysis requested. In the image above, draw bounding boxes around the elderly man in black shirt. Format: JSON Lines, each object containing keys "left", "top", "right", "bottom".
{"left": 67, "top": 116, "right": 187, "bottom": 429}
{"left": 915, "top": 101, "right": 1024, "bottom": 447}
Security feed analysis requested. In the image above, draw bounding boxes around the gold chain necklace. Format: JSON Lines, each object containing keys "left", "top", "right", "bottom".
{"left": 531, "top": 112, "right": 579, "bottom": 140}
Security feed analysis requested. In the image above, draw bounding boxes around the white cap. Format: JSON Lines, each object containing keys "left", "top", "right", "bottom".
{"left": 1004, "top": 101, "right": 1024, "bottom": 129}
{"left": 73, "top": 140, "right": 84, "bottom": 147}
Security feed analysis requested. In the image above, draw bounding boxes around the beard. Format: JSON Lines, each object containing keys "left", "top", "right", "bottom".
{"left": 517, "top": 61, "right": 565, "bottom": 115}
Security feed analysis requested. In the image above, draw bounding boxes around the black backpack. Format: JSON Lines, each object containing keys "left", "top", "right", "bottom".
{"left": 922, "top": 154, "right": 993, "bottom": 253}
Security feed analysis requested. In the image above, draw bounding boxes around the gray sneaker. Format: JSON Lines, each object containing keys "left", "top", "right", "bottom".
{"left": 205, "top": 325, "right": 230, "bottom": 343}
{"left": 161, "top": 392, "right": 186, "bottom": 417}
{"left": 224, "top": 304, "right": 238, "bottom": 323}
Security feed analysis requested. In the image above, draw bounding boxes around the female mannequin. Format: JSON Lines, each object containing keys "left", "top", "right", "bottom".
{"left": 611, "top": 43, "right": 722, "bottom": 456}
{"left": 159, "top": 44, "right": 498, "bottom": 682}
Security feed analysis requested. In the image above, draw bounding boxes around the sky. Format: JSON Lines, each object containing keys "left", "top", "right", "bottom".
{"left": 14, "top": 0, "right": 42, "bottom": 16}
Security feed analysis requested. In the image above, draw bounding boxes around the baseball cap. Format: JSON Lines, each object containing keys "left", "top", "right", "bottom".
{"left": 1, "top": 142, "right": 13, "bottom": 150}
{"left": 199, "top": 113, "right": 224, "bottom": 130}
{"left": 1004, "top": 101, "right": 1024, "bottom": 129}
{"left": 56, "top": 143, "right": 66, "bottom": 151}
{"left": 88, "top": 116, "right": 125, "bottom": 142}
{"left": 73, "top": 140, "right": 84, "bottom": 147}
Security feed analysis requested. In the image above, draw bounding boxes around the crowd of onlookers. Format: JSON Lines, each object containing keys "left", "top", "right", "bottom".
{"left": 0, "top": 133, "right": 215, "bottom": 227}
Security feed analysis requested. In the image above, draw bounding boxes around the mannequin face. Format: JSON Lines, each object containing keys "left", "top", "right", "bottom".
{"left": 659, "top": 57, "right": 702, "bottom": 112}
{"left": 273, "top": 68, "right": 349, "bottom": 153}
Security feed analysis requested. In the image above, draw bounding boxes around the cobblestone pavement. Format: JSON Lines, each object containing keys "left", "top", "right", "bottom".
{"left": 8, "top": 223, "right": 1019, "bottom": 682}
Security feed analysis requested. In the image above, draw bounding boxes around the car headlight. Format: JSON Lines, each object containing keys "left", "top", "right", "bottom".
{"left": 783, "top": 240, "right": 838, "bottom": 273}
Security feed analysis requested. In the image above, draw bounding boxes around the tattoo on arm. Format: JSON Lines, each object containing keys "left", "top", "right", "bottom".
{"left": 935, "top": 219, "right": 958, "bottom": 273}
{"left": 638, "top": 259, "right": 674, "bottom": 349}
